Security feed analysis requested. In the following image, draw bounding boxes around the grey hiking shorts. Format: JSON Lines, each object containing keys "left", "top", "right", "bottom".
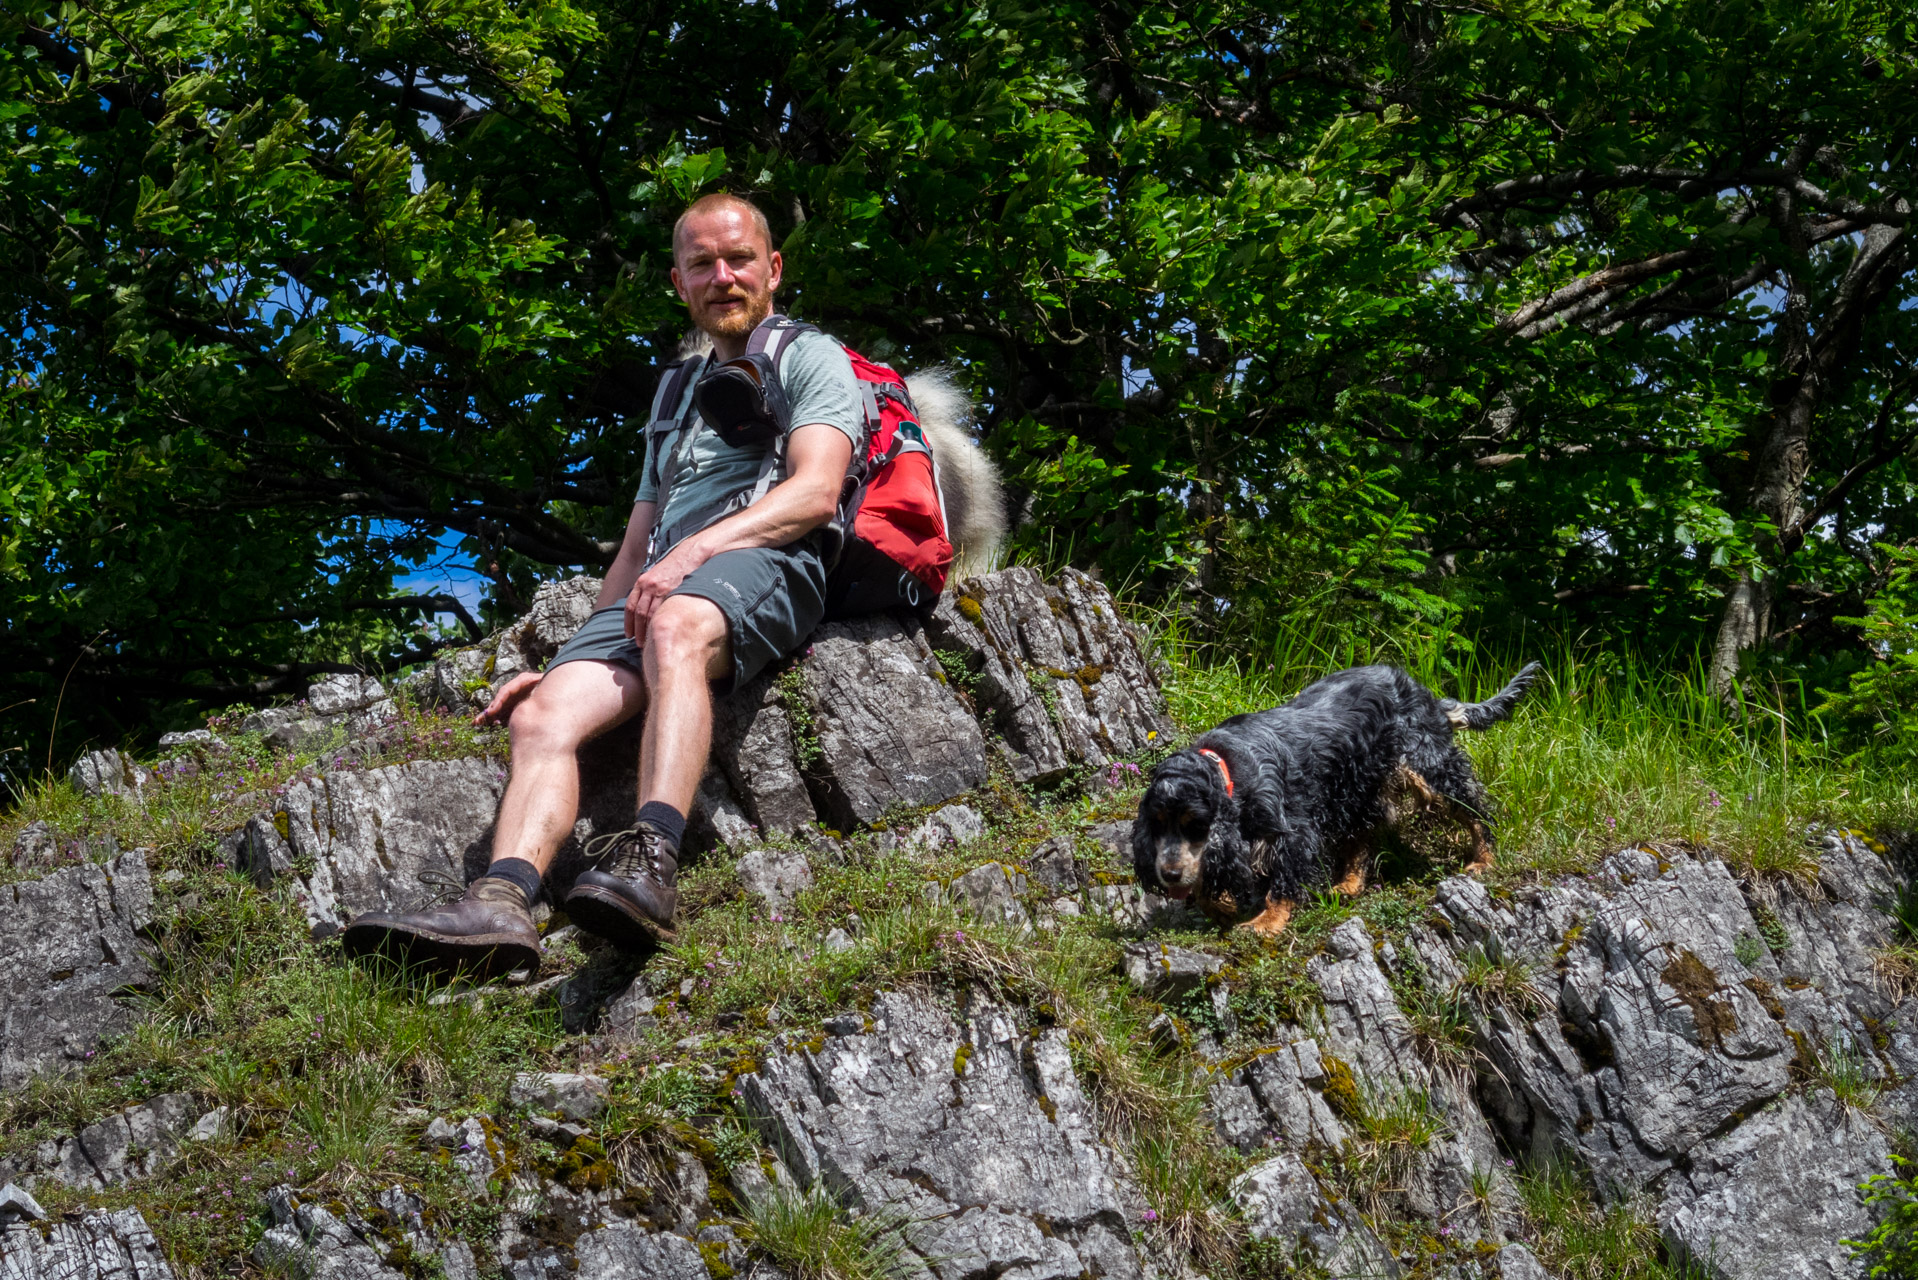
{"left": 546, "top": 540, "right": 827, "bottom": 693}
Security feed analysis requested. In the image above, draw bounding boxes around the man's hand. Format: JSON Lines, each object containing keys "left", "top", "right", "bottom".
{"left": 625, "top": 541, "right": 703, "bottom": 646}
{"left": 474, "top": 671, "right": 544, "bottom": 727}
{"left": 624, "top": 424, "right": 852, "bottom": 645}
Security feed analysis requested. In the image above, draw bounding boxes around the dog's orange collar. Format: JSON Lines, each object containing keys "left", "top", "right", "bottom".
{"left": 1198, "top": 747, "right": 1233, "bottom": 797}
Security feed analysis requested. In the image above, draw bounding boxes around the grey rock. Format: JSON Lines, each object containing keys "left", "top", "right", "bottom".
{"left": 1497, "top": 1243, "right": 1551, "bottom": 1280}
{"left": 0, "top": 1183, "right": 45, "bottom": 1223}
{"left": 231, "top": 813, "right": 295, "bottom": 884}
{"left": 1086, "top": 882, "right": 1202, "bottom": 933}
{"left": 423, "top": 1117, "right": 460, "bottom": 1150}
{"left": 48, "top": 1092, "right": 196, "bottom": 1189}
{"left": 269, "top": 757, "right": 507, "bottom": 936}
{"left": 793, "top": 614, "right": 987, "bottom": 828}
{"left": 712, "top": 670, "right": 818, "bottom": 838}
{"left": 1025, "top": 835, "right": 1081, "bottom": 890}
{"left": 511, "top": 1071, "right": 610, "bottom": 1122}
{"left": 598, "top": 975, "right": 659, "bottom": 1042}
{"left": 734, "top": 990, "right": 1150, "bottom": 1280}
{"left": 927, "top": 567, "right": 1173, "bottom": 782}
{"left": 693, "top": 768, "right": 759, "bottom": 851}
{"left": 1456, "top": 848, "right": 1802, "bottom": 1193}
{"left": 570, "top": 1222, "right": 709, "bottom": 1280}
{"left": 188, "top": 1107, "right": 232, "bottom": 1143}
{"left": 904, "top": 803, "right": 987, "bottom": 852}
{"left": 447, "top": 1117, "right": 501, "bottom": 1192}
{"left": 0, "top": 1207, "right": 175, "bottom": 1280}
{"left": 1082, "top": 821, "right": 1133, "bottom": 855}
{"left": 938, "top": 862, "right": 1030, "bottom": 930}
{"left": 1310, "top": 918, "right": 1517, "bottom": 1232}
{"left": 1231, "top": 1151, "right": 1398, "bottom": 1278}
{"left": 1659, "top": 1091, "right": 1886, "bottom": 1280}
{"left": 821, "top": 927, "right": 855, "bottom": 953}
{"left": 737, "top": 847, "right": 814, "bottom": 914}
{"left": 157, "top": 729, "right": 221, "bottom": 750}
{"left": 275, "top": 717, "right": 351, "bottom": 754}
{"left": 1212, "top": 1038, "right": 1347, "bottom": 1152}
{"left": 414, "top": 646, "right": 498, "bottom": 713}
{"left": 307, "top": 674, "right": 388, "bottom": 716}
{"left": 68, "top": 749, "right": 152, "bottom": 799}
{"left": 1123, "top": 941, "right": 1222, "bottom": 998}
{"left": 492, "top": 577, "right": 603, "bottom": 682}
{"left": 8, "top": 820, "right": 55, "bottom": 868}
{"left": 255, "top": 1186, "right": 402, "bottom": 1280}
{"left": 0, "top": 849, "right": 154, "bottom": 1088}
{"left": 527, "top": 1117, "right": 589, "bottom": 1147}
{"left": 240, "top": 705, "right": 301, "bottom": 738}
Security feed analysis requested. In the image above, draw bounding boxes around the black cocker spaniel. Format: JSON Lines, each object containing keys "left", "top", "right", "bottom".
{"left": 1131, "top": 662, "right": 1542, "bottom": 936}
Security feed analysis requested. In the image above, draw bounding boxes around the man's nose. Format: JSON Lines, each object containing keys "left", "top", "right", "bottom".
{"left": 711, "top": 258, "right": 738, "bottom": 287}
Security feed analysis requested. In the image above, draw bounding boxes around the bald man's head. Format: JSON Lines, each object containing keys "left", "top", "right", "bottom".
{"left": 672, "top": 194, "right": 774, "bottom": 263}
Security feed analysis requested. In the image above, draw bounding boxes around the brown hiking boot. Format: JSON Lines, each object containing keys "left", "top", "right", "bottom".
{"left": 563, "top": 824, "right": 679, "bottom": 950}
{"left": 341, "top": 877, "right": 542, "bottom": 980}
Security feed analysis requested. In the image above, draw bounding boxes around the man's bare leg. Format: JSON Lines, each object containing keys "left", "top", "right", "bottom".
{"left": 563, "top": 594, "right": 731, "bottom": 950}
{"left": 489, "top": 661, "right": 647, "bottom": 876}
{"left": 338, "top": 659, "right": 646, "bottom": 978}
{"left": 635, "top": 594, "right": 732, "bottom": 812}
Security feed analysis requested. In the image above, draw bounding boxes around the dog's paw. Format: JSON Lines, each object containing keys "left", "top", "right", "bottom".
{"left": 1239, "top": 897, "right": 1296, "bottom": 937}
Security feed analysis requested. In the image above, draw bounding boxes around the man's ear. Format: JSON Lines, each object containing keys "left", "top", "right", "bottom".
{"left": 766, "top": 250, "right": 783, "bottom": 293}
{"left": 670, "top": 265, "right": 688, "bottom": 305}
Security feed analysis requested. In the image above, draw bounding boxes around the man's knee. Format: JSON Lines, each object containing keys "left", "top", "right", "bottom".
{"left": 506, "top": 691, "right": 582, "bottom": 758}
{"left": 646, "top": 596, "right": 728, "bottom": 682}
{"left": 508, "top": 670, "right": 640, "bottom": 759}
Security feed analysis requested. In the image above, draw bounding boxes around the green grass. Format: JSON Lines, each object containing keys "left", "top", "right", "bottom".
{"left": 1159, "top": 631, "right": 1917, "bottom": 881}
{"left": 737, "top": 1182, "right": 919, "bottom": 1280}
{"left": 0, "top": 866, "right": 558, "bottom": 1269}
{"left": 1515, "top": 1157, "right": 1700, "bottom": 1280}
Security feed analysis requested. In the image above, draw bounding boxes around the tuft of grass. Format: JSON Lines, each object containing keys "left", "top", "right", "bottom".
{"left": 1390, "top": 960, "right": 1478, "bottom": 1080}
{"left": 1516, "top": 1157, "right": 1695, "bottom": 1280}
{"left": 738, "top": 1182, "right": 920, "bottom": 1280}
{"left": 1815, "top": 1041, "right": 1884, "bottom": 1112}
{"left": 1454, "top": 946, "right": 1548, "bottom": 1018}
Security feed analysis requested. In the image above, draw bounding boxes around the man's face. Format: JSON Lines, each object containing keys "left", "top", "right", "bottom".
{"left": 671, "top": 207, "right": 782, "bottom": 340}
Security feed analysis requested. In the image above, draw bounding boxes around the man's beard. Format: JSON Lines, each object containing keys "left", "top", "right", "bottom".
{"left": 697, "top": 290, "right": 775, "bottom": 338}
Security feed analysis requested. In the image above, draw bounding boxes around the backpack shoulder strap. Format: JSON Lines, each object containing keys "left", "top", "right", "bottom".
{"left": 746, "top": 313, "right": 819, "bottom": 372}
{"left": 645, "top": 357, "right": 705, "bottom": 558}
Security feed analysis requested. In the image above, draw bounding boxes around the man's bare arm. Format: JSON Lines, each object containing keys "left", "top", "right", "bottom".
{"left": 596, "top": 501, "right": 657, "bottom": 609}
{"left": 625, "top": 422, "right": 853, "bottom": 643}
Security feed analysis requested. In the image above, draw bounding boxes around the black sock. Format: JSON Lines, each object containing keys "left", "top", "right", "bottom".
{"left": 636, "top": 801, "right": 687, "bottom": 850}
{"left": 483, "top": 857, "right": 544, "bottom": 903}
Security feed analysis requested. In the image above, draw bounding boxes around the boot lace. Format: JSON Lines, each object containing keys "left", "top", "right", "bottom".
{"left": 583, "top": 825, "right": 666, "bottom": 884}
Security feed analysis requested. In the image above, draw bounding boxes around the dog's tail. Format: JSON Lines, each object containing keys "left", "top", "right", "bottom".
{"left": 907, "top": 366, "right": 1007, "bottom": 581}
{"left": 1443, "top": 661, "right": 1544, "bottom": 731}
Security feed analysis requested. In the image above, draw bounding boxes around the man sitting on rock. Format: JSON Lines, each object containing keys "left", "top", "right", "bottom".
{"left": 342, "top": 193, "right": 859, "bottom": 977}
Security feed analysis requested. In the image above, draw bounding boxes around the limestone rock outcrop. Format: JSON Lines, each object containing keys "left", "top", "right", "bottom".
{"left": 239, "top": 757, "right": 507, "bottom": 936}
{"left": 1, "top": 1205, "right": 175, "bottom": 1280}
{"left": 0, "top": 849, "right": 154, "bottom": 1088}
{"left": 928, "top": 567, "right": 1174, "bottom": 782}
{"left": 734, "top": 989, "right": 1151, "bottom": 1280}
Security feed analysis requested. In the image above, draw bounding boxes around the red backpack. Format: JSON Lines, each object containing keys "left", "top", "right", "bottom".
{"left": 645, "top": 314, "right": 953, "bottom": 618}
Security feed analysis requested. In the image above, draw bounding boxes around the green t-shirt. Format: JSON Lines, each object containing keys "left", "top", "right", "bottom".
{"left": 636, "top": 329, "right": 861, "bottom": 540}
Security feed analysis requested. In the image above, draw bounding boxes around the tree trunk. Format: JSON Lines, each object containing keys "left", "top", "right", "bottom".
{"left": 1709, "top": 212, "right": 1907, "bottom": 701}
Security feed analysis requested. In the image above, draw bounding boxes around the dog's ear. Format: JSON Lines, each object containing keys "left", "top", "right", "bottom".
{"left": 1130, "top": 800, "right": 1161, "bottom": 890}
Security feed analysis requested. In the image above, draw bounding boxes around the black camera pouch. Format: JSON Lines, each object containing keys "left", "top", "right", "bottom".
{"left": 694, "top": 353, "right": 791, "bottom": 449}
